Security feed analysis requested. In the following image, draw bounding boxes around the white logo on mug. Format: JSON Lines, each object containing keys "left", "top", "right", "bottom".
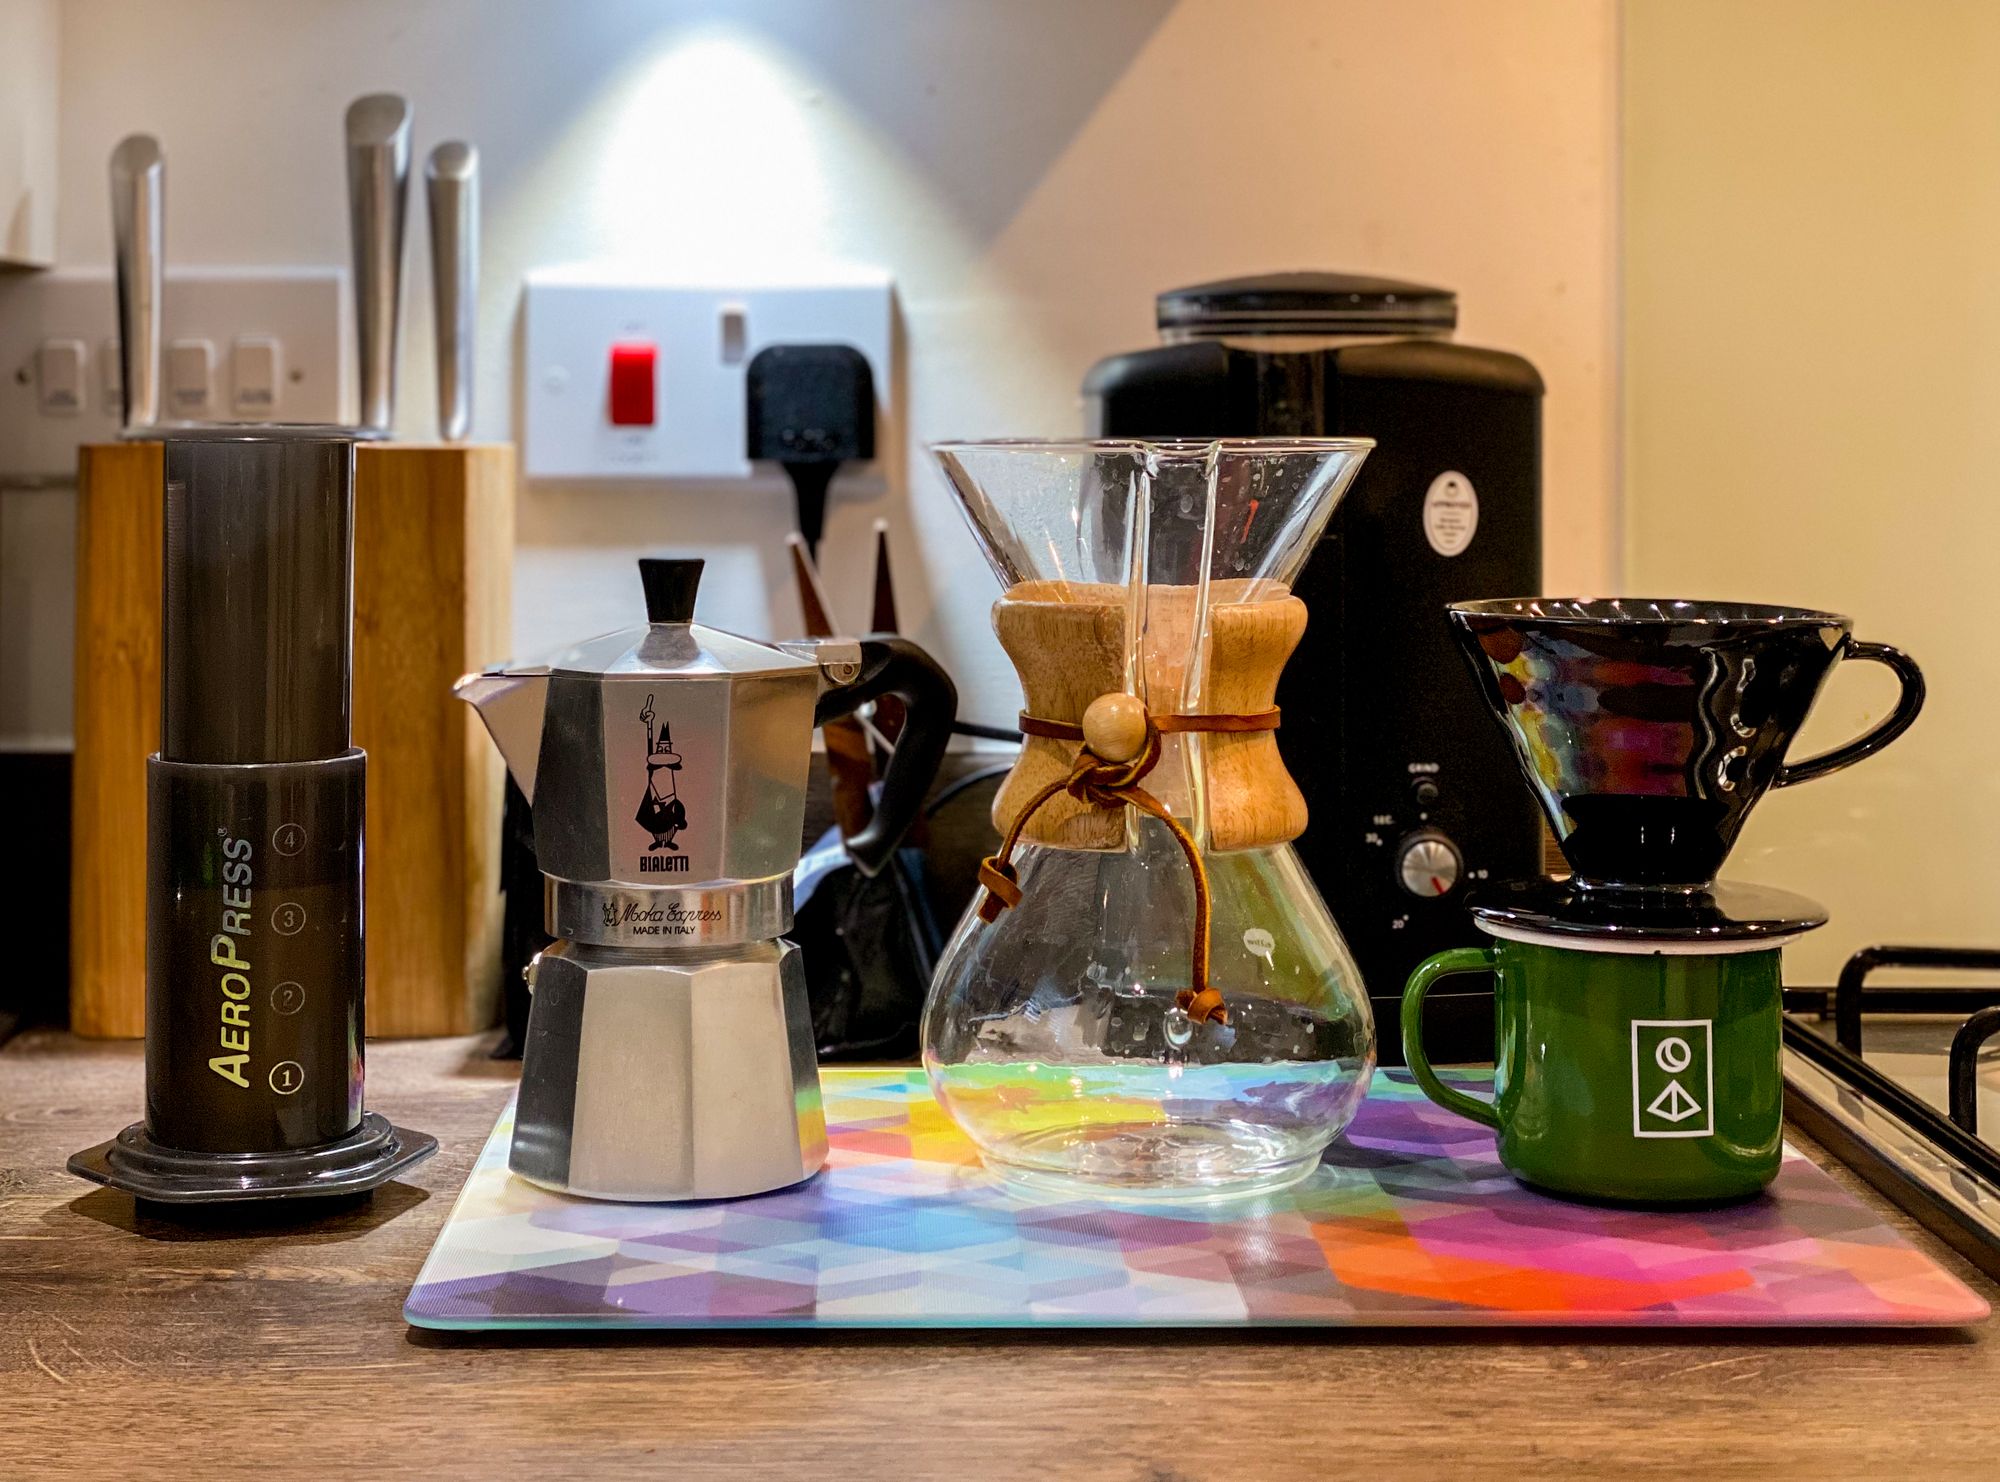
{"left": 1631, "top": 1019, "right": 1715, "bottom": 1139}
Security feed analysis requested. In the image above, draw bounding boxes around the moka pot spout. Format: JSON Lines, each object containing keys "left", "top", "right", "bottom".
{"left": 453, "top": 665, "right": 551, "bottom": 802}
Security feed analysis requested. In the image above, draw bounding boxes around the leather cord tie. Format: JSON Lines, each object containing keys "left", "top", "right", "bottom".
{"left": 975, "top": 698, "right": 1282, "bottom": 1028}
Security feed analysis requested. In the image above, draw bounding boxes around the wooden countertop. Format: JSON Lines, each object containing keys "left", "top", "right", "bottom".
{"left": 6, "top": 1030, "right": 1999, "bottom": 1480}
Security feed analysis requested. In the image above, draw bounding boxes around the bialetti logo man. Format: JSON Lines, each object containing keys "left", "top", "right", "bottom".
{"left": 636, "top": 693, "right": 691, "bottom": 873}
{"left": 208, "top": 833, "right": 255, "bottom": 1087}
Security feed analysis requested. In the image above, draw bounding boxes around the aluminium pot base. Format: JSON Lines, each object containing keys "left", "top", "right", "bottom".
{"left": 67, "top": 1111, "right": 437, "bottom": 1205}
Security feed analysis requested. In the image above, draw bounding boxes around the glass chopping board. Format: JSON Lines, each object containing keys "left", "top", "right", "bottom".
{"left": 405, "top": 1068, "right": 1986, "bottom": 1330}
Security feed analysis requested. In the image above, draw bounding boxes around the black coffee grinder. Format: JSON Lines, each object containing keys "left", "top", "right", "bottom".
{"left": 69, "top": 426, "right": 435, "bottom": 1204}
{"left": 1084, "top": 272, "right": 1546, "bottom": 1062}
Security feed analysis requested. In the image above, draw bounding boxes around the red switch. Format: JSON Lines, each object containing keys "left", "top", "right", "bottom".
{"left": 607, "top": 341, "right": 657, "bottom": 426}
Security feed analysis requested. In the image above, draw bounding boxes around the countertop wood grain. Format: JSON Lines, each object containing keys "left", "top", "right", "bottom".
{"left": 4, "top": 1030, "right": 1997, "bottom": 1480}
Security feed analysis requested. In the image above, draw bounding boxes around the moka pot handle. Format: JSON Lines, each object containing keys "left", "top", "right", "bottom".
{"left": 815, "top": 636, "right": 958, "bottom": 877}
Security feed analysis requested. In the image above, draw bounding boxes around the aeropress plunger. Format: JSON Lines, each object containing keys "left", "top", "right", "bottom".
{"left": 69, "top": 426, "right": 436, "bottom": 1204}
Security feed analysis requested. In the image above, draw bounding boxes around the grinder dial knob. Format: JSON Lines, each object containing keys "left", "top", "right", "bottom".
{"left": 1396, "top": 830, "right": 1462, "bottom": 898}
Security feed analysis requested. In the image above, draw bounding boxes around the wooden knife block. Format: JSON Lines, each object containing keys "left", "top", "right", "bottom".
{"left": 69, "top": 441, "right": 516, "bottom": 1039}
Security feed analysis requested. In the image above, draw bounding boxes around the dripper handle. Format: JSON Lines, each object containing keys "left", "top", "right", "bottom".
{"left": 1775, "top": 640, "right": 1926, "bottom": 788}
{"left": 815, "top": 637, "right": 957, "bottom": 877}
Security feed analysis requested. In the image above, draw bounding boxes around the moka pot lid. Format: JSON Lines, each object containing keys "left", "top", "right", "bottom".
{"left": 545, "top": 558, "right": 817, "bottom": 683}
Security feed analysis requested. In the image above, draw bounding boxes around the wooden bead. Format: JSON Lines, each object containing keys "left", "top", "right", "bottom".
{"left": 1081, "top": 692, "right": 1149, "bottom": 763}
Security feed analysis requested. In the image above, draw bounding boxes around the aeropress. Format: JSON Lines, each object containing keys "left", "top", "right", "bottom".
{"left": 69, "top": 426, "right": 436, "bottom": 1204}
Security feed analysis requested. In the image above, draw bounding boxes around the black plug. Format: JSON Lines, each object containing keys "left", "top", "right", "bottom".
{"left": 746, "top": 343, "right": 876, "bottom": 558}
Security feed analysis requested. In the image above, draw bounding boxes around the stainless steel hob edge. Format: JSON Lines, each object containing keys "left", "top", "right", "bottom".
{"left": 1782, "top": 1018, "right": 2000, "bottom": 1281}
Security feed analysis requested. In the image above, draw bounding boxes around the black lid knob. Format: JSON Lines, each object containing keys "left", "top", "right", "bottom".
{"left": 639, "top": 557, "right": 704, "bottom": 624}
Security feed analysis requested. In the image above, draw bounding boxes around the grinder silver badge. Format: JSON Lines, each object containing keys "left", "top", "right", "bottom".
{"left": 458, "top": 558, "right": 953, "bottom": 1201}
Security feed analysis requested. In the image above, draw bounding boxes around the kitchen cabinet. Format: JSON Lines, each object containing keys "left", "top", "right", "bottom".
{"left": 0, "top": 0, "right": 59, "bottom": 269}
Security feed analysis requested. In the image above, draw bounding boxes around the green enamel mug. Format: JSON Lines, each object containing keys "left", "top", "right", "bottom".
{"left": 1400, "top": 932, "right": 1788, "bottom": 1205}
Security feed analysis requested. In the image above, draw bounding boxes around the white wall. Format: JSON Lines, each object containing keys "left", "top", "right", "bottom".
{"left": 1624, "top": 0, "right": 2000, "bottom": 982}
{"left": 0, "top": 0, "right": 58, "bottom": 266}
{"left": 50, "top": 0, "right": 1618, "bottom": 728}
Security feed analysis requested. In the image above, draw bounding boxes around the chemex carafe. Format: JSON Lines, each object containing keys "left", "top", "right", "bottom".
{"left": 925, "top": 439, "right": 1376, "bottom": 1200}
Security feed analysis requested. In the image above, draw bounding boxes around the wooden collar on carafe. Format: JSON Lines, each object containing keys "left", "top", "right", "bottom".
{"left": 973, "top": 692, "right": 1282, "bottom": 1028}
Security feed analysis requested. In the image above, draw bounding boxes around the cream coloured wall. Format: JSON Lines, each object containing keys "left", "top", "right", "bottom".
{"left": 49, "top": 0, "right": 1619, "bottom": 729}
{"left": 1623, "top": 0, "right": 2000, "bottom": 980}
{"left": 0, "top": 0, "right": 59, "bottom": 265}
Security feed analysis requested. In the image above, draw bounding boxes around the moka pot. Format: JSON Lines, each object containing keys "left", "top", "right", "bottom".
{"left": 458, "top": 558, "right": 954, "bottom": 1200}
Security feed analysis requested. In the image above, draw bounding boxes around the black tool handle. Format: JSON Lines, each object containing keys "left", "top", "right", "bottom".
{"left": 815, "top": 637, "right": 956, "bottom": 877}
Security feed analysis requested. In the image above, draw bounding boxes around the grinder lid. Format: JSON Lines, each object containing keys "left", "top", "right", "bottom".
{"left": 1157, "top": 271, "right": 1457, "bottom": 341}
{"left": 546, "top": 558, "right": 817, "bottom": 681}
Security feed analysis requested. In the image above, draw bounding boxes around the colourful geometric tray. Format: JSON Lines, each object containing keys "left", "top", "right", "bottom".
{"left": 404, "top": 1069, "right": 1987, "bottom": 1330}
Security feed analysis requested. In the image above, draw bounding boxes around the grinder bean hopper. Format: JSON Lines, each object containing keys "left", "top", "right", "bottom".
{"left": 69, "top": 426, "right": 437, "bottom": 1203}
{"left": 457, "top": 558, "right": 954, "bottom": 1201}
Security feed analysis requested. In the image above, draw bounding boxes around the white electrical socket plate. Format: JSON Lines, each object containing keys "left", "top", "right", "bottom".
{"left": 521, "top": 269, "right": 893, "bottom": 481}
{"left": 0, "top": 268, "right": 348, "bottom": 481}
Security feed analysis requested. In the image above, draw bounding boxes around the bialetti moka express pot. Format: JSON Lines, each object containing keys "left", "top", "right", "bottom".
{"left": 458, "top": 558, "right": 953, "bottom": 1201}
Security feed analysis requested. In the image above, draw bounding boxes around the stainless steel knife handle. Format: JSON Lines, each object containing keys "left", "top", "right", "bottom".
{"left": 109, "top": 134, "right": 164, "bottom": 431}
{"left": 425, "top": 141, "right": 477, "bottom": 442}
{"left": 345, "top": 93, "right": 412, "bottom": 434}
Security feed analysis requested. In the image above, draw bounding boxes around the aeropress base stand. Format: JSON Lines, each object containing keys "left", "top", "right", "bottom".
{"left": 68, "top": 1114, "right": 437, "bottom": 1206}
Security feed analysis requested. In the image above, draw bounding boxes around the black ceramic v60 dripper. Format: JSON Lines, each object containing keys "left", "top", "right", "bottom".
{"left": 69, "top": 425, "right": 435, "bottom": 1205}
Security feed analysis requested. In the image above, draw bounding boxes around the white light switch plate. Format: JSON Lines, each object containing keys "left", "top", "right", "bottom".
{"left": 0, "top": 268, "right": 348, "bottom": 481}
{"left": 521, "top": 270, "right": 894, "bottom": 481}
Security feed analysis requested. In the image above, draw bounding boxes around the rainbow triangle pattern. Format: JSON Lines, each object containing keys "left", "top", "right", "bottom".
{"left": 404, "top": 1069, "right": 1986, "bottom": 1330}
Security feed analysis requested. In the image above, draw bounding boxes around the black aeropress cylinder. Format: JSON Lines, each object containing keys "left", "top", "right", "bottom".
{"left": 69, "top": 425, "right": 435, "bottom": 1204}
{"left": 160, "top": 430, "right": 355, "bottom": 764}
{"left": 150, "top": 427, "right": 362, "bottom": 1153}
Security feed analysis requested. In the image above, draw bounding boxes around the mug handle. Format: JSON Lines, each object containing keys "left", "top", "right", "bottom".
{"left": 1775, "top": 641, "right": 1926, "bottom": 788}
{"left": 1400, "top": 947, "right": 1501, "bottom": 1130}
